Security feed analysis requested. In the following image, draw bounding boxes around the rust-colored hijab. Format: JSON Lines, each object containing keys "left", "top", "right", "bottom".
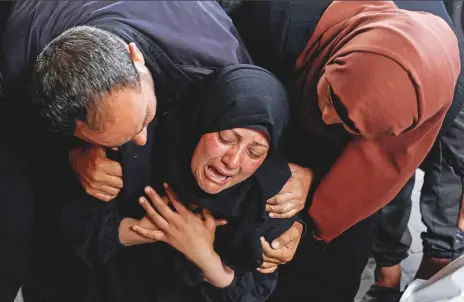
{"left": 294, "top": 1, "right": 461, "bottom": 242}
{"left": 296, "top": 1, "right": 460, "bottom": 138}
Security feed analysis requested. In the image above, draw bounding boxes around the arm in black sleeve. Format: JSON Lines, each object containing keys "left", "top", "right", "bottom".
{"left": 61, "top": 181, "right": 125, "bottom": 268}
{"left": 0, "top": 137, "right": 34, "bottom": 301}
{"left": 199, "top": 215, "right": 298, "bottom": 302}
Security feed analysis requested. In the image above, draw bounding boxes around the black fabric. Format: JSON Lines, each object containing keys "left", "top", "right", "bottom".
{"left": 231, "top": 0, "right": 464, "bottom": 137}
{"left": 230, "top": 0, "right": 333, "bottom": 88}
{"left": 373, "top": 104, "right": 464, "bottom": 267}
{"left": 156, "top": 64, "right": 292, "bottom": 281}
{"left": 231, "top": 2, "right": 464, "bottom": 301}
{"left": 394, "top": 1, "right": 464, "bottom": 137}
{"left": 0, "top": 2, "right": 254, "bottom": 301}
{"left": 0, "top": 96, "right": 34, "bottom": 302}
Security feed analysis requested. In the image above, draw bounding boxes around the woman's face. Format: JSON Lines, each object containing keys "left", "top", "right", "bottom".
{"left": 191, "top": 128, "right": 270, "bottom": 194}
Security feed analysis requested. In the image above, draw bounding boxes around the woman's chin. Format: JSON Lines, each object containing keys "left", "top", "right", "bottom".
{"left": 198, "top": 180, "right": 227, "bottom": 195}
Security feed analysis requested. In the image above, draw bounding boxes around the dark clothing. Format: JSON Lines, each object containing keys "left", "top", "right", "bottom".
{"left": 2, "top": 1, "right": 296, "bottom": 302}
{"left": 163, "top": 64, "right": 293, "bottom": 274}
{"left": 231, "top": 0, "right": 464, "bottom": 136}
{"left": 231, "top": 1, "right": 464, "bottom": 301}
{"left": 373, "top": 0, "right": 464, "bottom": 267}
{"left": 0, "top": 90, "right": 34, "bottom": 301}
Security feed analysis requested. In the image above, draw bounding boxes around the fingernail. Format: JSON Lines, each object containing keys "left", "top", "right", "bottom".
{"left": 139, "top": 197, "right": 145, "bottom": 204}
{"left": 260, "top": 236, "right": 265, "bottom": 242}
{"left": 269, "top": 213, "right": 275, "bottom": 218}
{"left": 256, "top": 268, "right": 261, "bottom": 272}
{"left": 144, "top": 187, "right": 151, "bottom": 193}
{"left": 272, "top": 241, "right": 280, "bottom": 249}
{"left": 163, "top": 183, "right": 168, "bottom": 188}
{"left": 131, "top": 226, "right": 138, "bottom": 231}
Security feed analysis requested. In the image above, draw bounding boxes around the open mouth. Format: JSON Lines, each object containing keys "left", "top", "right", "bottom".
{"left": 205, "top": 165, "right": 232, "bottom": 185}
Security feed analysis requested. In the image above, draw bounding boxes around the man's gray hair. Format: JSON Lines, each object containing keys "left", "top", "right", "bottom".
{"left": 32, "top": 25, "right": 141, "bottom": 135}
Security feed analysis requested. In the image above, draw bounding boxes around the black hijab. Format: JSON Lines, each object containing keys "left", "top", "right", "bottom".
{"left": 157, "top": 64, "right": 291, "bottom": 275}
{"left": 165, "top": 64, "right": 290, "bottom": 218}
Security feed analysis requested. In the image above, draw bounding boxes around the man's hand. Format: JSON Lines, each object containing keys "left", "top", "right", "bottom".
{"left": 458, "top": 194, "right": 464, "bottom": 232}
{"left": 258, "top": 221, "right": 303, "bottom": 274}
{"left": 266, "top": 163, "right": 313, "bottom": 218}
{"left": 69, "top": 145, "right": 123, "bottom": 202}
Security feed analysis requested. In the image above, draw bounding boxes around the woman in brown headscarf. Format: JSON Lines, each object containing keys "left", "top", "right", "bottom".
{"left": 296, "top": 0, "right": 460, "bottom": 244}
{"left": 252, "top": 1, "right": 461, "bottom": 301}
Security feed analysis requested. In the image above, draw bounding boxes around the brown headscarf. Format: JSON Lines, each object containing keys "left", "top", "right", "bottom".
{"left": 296, "top": 1, "right": 461, "bottom": 242}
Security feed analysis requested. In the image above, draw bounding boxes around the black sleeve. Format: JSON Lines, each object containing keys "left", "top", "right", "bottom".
{"left": 199, "top": 215, "right": 298, "bottom": 302}
{"left": 200, "top": 269, "right": 278, "bottom": 302}
{"left": 0, "top": 138, "right": 34, "bottom": 302}
{"left": 61, "top": 183, "right": 125, "bottom": 268}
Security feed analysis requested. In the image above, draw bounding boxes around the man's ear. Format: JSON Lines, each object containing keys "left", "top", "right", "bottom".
{"left": 128, "top": 42, "right": 145, "bottom": 66}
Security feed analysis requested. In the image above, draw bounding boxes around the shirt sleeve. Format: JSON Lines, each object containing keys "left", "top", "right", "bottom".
{"left": 0, "top": 142, "right": 34, "bottom": 302}
{"left": 61, "top": 180, "right": 125, "bottom": 268}
{"left": 199, "top": 215, "right": 297, "bottom": 301}
{"left": 200, "top": 269, "right": 278, "bottom": 302}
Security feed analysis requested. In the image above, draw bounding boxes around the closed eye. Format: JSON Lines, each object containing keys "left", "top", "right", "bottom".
{"left": 217, "top": 132, "right": 235, "bottom": 144}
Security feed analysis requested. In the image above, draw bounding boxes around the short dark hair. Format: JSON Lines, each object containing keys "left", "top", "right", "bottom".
{"left": 32, "top": 25, "right": 141, "bottom": 135}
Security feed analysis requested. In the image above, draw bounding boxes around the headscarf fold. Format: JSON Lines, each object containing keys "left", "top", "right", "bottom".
{"left": 296, "top": 1, "right": 460, "bottom": 139}
{"left": 158, "top": 64, "right": 291, "bottom": 272}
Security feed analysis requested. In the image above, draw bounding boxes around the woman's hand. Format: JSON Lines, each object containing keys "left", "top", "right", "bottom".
{"left": 266, "top": 163, "right": 313, "bottom": 218}
{"left": 132, "top": 184, "right": 233, "bottom": 287}
{"left": 133, "top": 185, "right": 218, "bottom": 263}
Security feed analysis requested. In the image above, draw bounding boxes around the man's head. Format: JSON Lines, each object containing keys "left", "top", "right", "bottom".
{"left": 33, "top": 26, "right": 156, "bottom": 147}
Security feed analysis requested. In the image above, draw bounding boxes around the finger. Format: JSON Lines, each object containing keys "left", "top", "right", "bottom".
{"left": 102, "top": 175, "right": 124, "bottom": 189}
{"left": 261, "top": 237, "right": 285, "bottom": 262}
{"left": 262, "top": 254, "right": 285, "bottom": 265}
{"left": 161, "top": 196, "right": 170, "bottom": 204}
{"left": 266, "top": 193, "right": 295, "bottom": 205}
{"left": 132, "top": 225, "right": 166, "bottom": 242}
{"left": 95, "top": 185, "right": 121, "bottom": 197}
{"left": 145, "top": 186, "right": 184, "bottom": 228}
{"left": 257, "top": 266, "right": 278, "bottom": 274}
{"left": 260, "top": 261, "right": 280, "bottom": 269}
{"left": 163, "top": 183, "right": 181, "bottom": 202}
{"left": 93, "top": 192, "right": 114, "bottom": 202}
{"left": 458, "top": 213, "right": 464, "bottom": 232}
{"left": 163, "top": 184, "right": 189, "bottom": 216}
{"left": 101, "top": 158, "right": 123, "bottom": 177}
{"left": 88, "top": 171, "right": 123, "bottom": 189}
{"left": 268, "top": 209, "right": 299, "bottom": 219}
{"left": 138, "top": 197, "right": 169, "bottom": 230}
{"left": 202, "top": 209, "right": 217, "bottom": 231}
{"left": 215, "top": 218, "right": 228, "bottom": 227}
{"left": 270, "top": 222, "right": 302, "bottom": 249}
{"left": 266, "top": 203, "right": 294, "bottom": 217}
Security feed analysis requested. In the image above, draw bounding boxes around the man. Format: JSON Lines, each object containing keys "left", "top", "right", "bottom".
{"left": 1, "top": 1, "right": 304, "bottom": 300}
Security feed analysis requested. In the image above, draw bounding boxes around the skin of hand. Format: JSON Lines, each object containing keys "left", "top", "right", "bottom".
{"left": 119, "top": 197, "right": 172, "bottom": 246}
{"left": 458, "top": 194, "right": 464, "bottom": 232}
{"left": 265, "top": 163, "right": 313, "bottom": 219}
{"left": 258, "top": 221, "right": 304, "bottom": 274}
{"left": 69, "top": 144, "right": 123, "bottom": 202}
{"left": 132, "top": 184, "right": 233, "bottom": 287}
